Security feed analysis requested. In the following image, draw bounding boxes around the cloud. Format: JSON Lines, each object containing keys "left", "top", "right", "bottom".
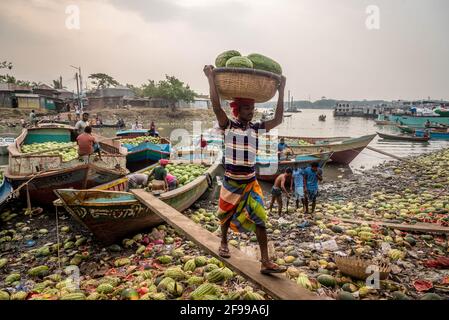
{"left": 0, "top": 0, "right": 448, "bottom": 100}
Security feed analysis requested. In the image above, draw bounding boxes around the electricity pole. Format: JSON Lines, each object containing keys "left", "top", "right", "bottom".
{"left": 70, "top": 65, "right": 83, "bottom": 109}
{"left": 75, "top": 72, "right": 81, "bottom": 108}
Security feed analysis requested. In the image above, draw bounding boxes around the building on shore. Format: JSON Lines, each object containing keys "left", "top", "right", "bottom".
{"left": 87, "top": 86, "right": 136, "bottom": 109}
{"left": 334, "top": 102, "right": 393, "bottom": 118}
{"left": 0, "top": 83, "right": 33, "bottom": 108}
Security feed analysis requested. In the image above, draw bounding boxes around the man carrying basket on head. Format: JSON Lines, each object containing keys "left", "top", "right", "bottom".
{"left": 204, "top": 65, "right": 287, "bottom": 274}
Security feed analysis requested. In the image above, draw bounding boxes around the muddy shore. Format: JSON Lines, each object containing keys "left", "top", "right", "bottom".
{"left": 1, "top": 148, "right": 449, "bottom": 300}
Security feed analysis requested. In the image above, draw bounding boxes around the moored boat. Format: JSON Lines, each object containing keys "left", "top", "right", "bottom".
{"left": 374, "top": 119, "right": 394, "bottom": 125}
{"left": 278, "top": 134, "right": 376, "bottom": 165}
{"left": 415, "top": 130, "right": 449, "bottom": 140}
{"left": 385, "top": 115, "right": 449, "bottom": 128}
{"left": 256, "top": 152, "right": 331, "bottom": 182}
{"left": 376, "top": 132, "right": 430, "bottom": 142}
{"left": 396, "top": 125, "right": 415, "bottom": 134}
{"left": 54, "top": 160, "right": 220, "bottom": 244}
{"left": 116, "top": 133, "right": 171, "bottom": 171}
{"left": 4, "top": 125, "right": 128, "bottom": 205}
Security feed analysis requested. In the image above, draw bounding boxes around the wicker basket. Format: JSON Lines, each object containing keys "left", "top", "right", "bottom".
{"left": 214, "top": 67, "right": 281, "bottom": 103}
{"left": 334, "top": 256, "right": 391, "bottom": 280}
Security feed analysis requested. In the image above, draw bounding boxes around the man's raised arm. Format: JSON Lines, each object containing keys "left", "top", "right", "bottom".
{"left": 265, "top": 76, "right": 286, "bottom": 132}
{"left": 204, "top": 65, "right": 228, "bottom": 128}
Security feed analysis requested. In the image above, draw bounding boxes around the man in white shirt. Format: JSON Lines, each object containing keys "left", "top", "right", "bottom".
{"left": 75, "top": 113, "right": 90, "bottom": 135}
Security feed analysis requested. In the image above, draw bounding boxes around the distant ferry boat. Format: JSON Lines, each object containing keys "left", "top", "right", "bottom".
{"left": 379, "top": 100, "right": 449, "bottom": 128}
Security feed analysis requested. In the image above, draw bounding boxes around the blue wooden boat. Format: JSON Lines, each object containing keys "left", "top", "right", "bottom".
{"left": 383, "top": 115, "right": 449, "bottom": 128}
{"left": 415, "top": 130, "right": 449, "bottom": 140}
{"left": 115, "top": 130, "right": 170, "bottom": 170}
{"left": 118, "top": 137, "right": 171, "bottom": 171}
{"left": 0, "top": 176, "right": 13, "bottom": 209}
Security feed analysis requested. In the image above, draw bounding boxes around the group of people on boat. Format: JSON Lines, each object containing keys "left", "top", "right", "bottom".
{"left": 131, "top": 120, "right": 158, "bottom": 137}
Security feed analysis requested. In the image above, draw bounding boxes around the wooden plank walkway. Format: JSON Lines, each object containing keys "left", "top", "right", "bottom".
{"left": 132, "top": 189, "right": 318, "bottom": 300}
{"left": 331, "top": 217, "right": 449, "bottom": 234}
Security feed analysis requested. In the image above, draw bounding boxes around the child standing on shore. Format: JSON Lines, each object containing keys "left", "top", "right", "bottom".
{"left": 291, "top": 167, "right": 307, "bottom": 212}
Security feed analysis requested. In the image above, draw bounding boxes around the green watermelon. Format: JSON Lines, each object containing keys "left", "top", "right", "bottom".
{"left": 226, "top": 56, "right": 253, "bottom": 69}
{"left": 215, "top": 50, "right": 241, "bottom": 68}
{"left": 247, "top": 53, "right": 282, "bottom": 75}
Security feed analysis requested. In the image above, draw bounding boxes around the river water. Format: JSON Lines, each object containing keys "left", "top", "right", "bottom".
{"left": 2, "top": 108, "right": 448, "bottom": 179}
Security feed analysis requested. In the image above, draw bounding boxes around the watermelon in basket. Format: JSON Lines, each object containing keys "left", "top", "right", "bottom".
{"left": 213, "top": 51, "right": 283, "bottom": 103}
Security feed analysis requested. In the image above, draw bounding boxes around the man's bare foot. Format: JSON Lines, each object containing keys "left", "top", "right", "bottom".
{"left": 260, "top": 260, "right": 287, "bottom": 274}
{"left": 219, "top": 243, "right": 231, "bottom": 258}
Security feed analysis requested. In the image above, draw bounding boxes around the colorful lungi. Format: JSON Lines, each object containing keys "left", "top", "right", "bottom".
{"left": 217, "top": 178, "right": 267, "bottom": 233}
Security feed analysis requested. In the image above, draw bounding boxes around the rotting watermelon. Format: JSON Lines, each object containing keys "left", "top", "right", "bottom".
{"left": 247, "top": 53, "right": 282, "bottom": 75}
{"left": 215, "top": 50, "right": 241, "bottom": 68}
{"left": 225, "top": 56, "right": 253, "bottom": 69}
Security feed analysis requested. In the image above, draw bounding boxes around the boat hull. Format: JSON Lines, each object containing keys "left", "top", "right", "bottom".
{"left": 396, "top": 125, "right": 415, "bottom": 134}
{"left": 55, "top": 162, "right": 220, "bottom": 244}
{"left": 0, "top": 179, "right": 13, "bottom": 208}
{"left": 377, "top": 132, "right": 430, "bottom": 142}
{"left": 387, "top": 115, "right": 449, "bottom": 128}
{"left": 256, "top": 154, "right": 330, "bottom": 182}
{"left": 286, "top": 134, "right": 376, "bottom": 165}
{"left": 415, "top": 130, "right": 449, "bottom": 140}
{"left": 6, "top": 164, "right": 125, "bottom": 206}
{"left": 125, "top": 142, "right": 171, "bottom": 171}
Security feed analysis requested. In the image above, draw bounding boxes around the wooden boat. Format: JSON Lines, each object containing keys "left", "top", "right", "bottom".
{"left": 39, "top": 120, "right": 71, "bottom": 125}
{"left": 415, "top": 130, "right": 449, "bottom": 140}
{"left": 91, "top": 123, "right": 126, "bottom": 129}
{"left": 374, "top": 119, "right": 394, "bottom": 125}
{"left": 116, "top": 129, "right": 153, "bottom": 139}
{"left": 376, "top": 132, "right": 430, "bottom": 142}
{"left": 116, "top": 135, "right": 171, "bottom": 171}
{"left": 0, "top": 165, "right": 13, "bottom": 209}
{"left": 278, "top": 134, "right": 376, "bottom": 165}
{"left": 256, "top": 152, "right": 331, "bottom": 182}
{"left": 54, "top": 160, "right": 220, "bottom": 244}
{"left": 396, "top": 125, "right": 415, "bottom": 134}
{"left": 4, "top": 125, "right": 128, "bottom": 205}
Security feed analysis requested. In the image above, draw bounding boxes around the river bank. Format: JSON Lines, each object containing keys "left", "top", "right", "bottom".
{"left": 192, "top": 147, "right": 449, "bottom": 300}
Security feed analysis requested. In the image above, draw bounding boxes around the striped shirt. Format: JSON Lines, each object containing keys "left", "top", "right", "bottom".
{"left": 221, "top": 119, "right": 266, "bottom": 182}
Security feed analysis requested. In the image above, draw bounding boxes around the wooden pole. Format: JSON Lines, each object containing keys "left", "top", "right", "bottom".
{"left": 366, "top": 146, "right": 403, "bottom": 161}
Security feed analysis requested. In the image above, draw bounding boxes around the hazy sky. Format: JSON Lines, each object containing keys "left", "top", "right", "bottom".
{"left": 1, "top": 0, "right": 448, "bottom": 101}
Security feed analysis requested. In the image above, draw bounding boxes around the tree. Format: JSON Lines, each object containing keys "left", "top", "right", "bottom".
{"left": 140, "top": 80, "right": 159, "bottom": 98}
{"left": 153, "top": 75, "right": 197, "bottom": 111}
{"left": 88, "top": 73, "right": 120, "bottom": 89}
{"left": 0, "top": 61, "right": 13, "bottom": 70}
{"left": 53, "top": 79, "right": 63, "bottom": 89}
{"left": 126, "top": 83, "right": 143, "bottom": 97}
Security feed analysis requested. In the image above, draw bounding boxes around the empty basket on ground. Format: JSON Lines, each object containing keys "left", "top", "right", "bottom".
{"left": 214, "top": 68, "right": 281, "bottom": 103}
{"left": 334, "top": 255, "right": 391, "bottom": 280}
